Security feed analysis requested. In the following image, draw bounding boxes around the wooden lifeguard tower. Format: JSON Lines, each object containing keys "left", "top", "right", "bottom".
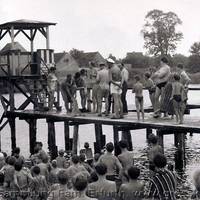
{"left": 0, "top": 19, "right": 60, "bottom": 157}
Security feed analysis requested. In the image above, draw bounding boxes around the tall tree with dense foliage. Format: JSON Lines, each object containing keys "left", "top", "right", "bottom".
{"left": 141, "top": 9, "right": 183, "bottom": 56}
{"left": 190, "top": 42, "right": 200, "bottom": 56}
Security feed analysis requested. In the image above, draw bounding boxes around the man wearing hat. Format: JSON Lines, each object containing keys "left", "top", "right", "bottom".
{"left": 108, "top": 58, "right": 123, "bottom": 119}
{"left": 96, "top": 62, "right": 110, "bottom": 116}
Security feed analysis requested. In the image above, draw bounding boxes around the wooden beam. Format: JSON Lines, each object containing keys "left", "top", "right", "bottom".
{"left": 0, "top": 29, "right": 9, "bottom": 40}
{"left": 47, "top": 121, "right": 57, "bottom": 159}
{"left": 113, "top": 125, "right": 120, "bottom": 156}
{"left": 38, "top": 28, "right": 47, "bottom": 38}
{"left": 29, "top": 119, "right": 37, "bottom": 155}
{"left": 64, "top": 121, "right": 70, "bottom": 151}
{"left": 14, "top": 30, "right": 21, "bottom": 38}
{"left": 21, "top": 30, "right": 31, "bottom": 41}
{"left": 72, "top": 124, "right": 79, "bottom": 154}
{"left": 94, "top": 124, "right": 103, "bottom": 153}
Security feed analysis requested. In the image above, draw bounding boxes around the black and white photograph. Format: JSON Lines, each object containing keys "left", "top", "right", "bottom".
{"left": 0, "top": 0, "right": 200, "bottom": 199}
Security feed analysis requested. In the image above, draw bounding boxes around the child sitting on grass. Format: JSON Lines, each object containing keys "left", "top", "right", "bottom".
{"left": 132, "top": 75, "right": 144, "bottom": 121}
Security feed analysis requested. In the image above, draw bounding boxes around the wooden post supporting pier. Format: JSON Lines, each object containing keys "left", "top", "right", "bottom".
{"left": 157, "top": 129, "right": 164, "bottom": 149}
{"left": 29, "top": 119, "right": 37, "bottom": 155}
{"left": 175, "top": 132, "right": 186, "bottom": 169}
{"left": 113, "top": 125, "right": 120, "bottom": 156}
{"left": 72, "top": 124, "right": 79, "bottom": 154}
{"left": 94, "top": 124, "right": 103, "bottom": 153}
{"left": 64, "top": 121, "right": 70, "bottom": 151}
{"left": 121, "top": 130, "right": 133, "bottom": 151}
{"left": 146, "top": 128, "right": 153, "bottom": 140}
{"left": 47, "top": 121, "right": 57, "bottom": 159}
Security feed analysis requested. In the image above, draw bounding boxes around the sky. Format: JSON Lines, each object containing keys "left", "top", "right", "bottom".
{"left": 0, "top": 0, "right": 200, "bottom": 59}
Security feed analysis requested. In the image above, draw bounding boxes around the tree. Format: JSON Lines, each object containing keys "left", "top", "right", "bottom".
{"left": 69, "top": 48, "right": 84, "bottom": 60}
{"left": 141, "top": 9, "right": 183, "bottom": 56}
{"left": 122, "top": 52, "right": 151, "bottom": 68}
{"left": 190, "top": 42, "right": 200, "bottom": 56}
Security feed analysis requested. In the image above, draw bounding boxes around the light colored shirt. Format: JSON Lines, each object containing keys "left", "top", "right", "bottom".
{"left": 180, "top": 70, "right": 191, "bottom": 86}
{"left": 121, "top": 68, "right": 129, "bottom": 83}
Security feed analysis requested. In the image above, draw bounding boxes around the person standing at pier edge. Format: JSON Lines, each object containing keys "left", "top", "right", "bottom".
{"left": 171, "top": 74, "right": 185, "bottom": 124}
{"left": 144, "top": 72, "right": 156, "bottom": 109}
{"left": 151, "top": 57, "right": 171, "bottom": 118}
{"left": 61, "top": 74, "right": 77, "bottom": 113}
{"left": 119, "top": 63, "right": 129, "bottom": 114}
{"left": 74, "top": 70, "right": 87, "bottom": 112}
{"left": 132, "top": 75, "right": 144, "bottom": 121}
{"left": 47, "top": 66, "right": 58, "bottom": 111}
{"left": 96, "top": 62, "right": 110, "bottom": 116}
{"left": 109, "top": 60, "right": 123, "bottom": 119}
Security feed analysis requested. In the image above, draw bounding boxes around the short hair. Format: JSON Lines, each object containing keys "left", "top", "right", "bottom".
{"left": 32, "top": 166, "right": 40, "bottom": 175}
{"left": 177, "top": 63, "right": 184, "bottom": 69}
{"left": 51, "top": 160, "right": 57, "bottom": 168}
{"left": 128, "top": 166, "right": 140, "bottom": 180}
{"left": 84, "top": 142, "right": 89, "bottom": 149}
{"left": 89, "top": 171, "right": 98, "bottom": 183}
{"left": 95, "top": 163, "right": 107, "bottom": 175}
{"left": 34, "top": 146, "right": 40, "bottom": 154}
{"left": 118, "top": 140, "right": 128, "bottom": 149}
{"left": 36, "top": 142, "right": 43, "bottom": 147}
{"left": 41, "top": 155, "right": 49, "bottom": 163}
{"left": 174, "top": 73, "right": 180, "bottom": 81}
{"left": 73, "top": 172, "right": 88, "bottom": 191}
{"left": 148, "top": 135, "right": 158, "bottom": 144}
{"left": 106, "top": 142, "right": 114, "bottom": 152}
{"left": 14, "top": 161, "right": 23, "bottom": 171}
{"left": 71, "top": 155, "right": 79, "bottom": 164}
{"left": 50, "top": 67, "right": 56, "bottom": 72}
{"left": 13, "top": 147, "right": 20, "bottom": 154}
{"left": 58, "top": 149, "right": 65, "bottom": 156}
{"left": 79, "top": 154, "right": 86, "bottom": 162}
{"left": 8, "top": 156, "right": 16, "bottom": 166}
{"left": 153, "top": 153, "right": 167, "bottom": 168}
{"left": 74, "top": 72, "right": 81, "bottom": 79}
{"left": 161, "top": 57, "right": 168, "bottom": 64}
{"left": 145, "top": 72, "right": 151, "bottom": 79}
{"left": 58, "top": 170, "right": 68, "bottom": 185}
{"left": 80, "top": 69, "right": 86, "bottom": 75}
{"left": 135, "top": 75, "right": 140, "bottom": 81}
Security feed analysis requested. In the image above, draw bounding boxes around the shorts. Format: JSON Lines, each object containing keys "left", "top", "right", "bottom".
{"left": 136, "top": 96, "right": 143, "bottom": 103}
{"left": 173, "top": 95, "right": 182, "bottom": 103}
{"left": 110, "top": 82, "right": 122, "bottom": 94}
{"left": 156, "top": 82, "right": 167, "bottom": 90}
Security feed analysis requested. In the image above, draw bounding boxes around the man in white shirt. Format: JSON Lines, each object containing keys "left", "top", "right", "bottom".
{"left": 119, "top": 63, "right": 129, "bottom": 114}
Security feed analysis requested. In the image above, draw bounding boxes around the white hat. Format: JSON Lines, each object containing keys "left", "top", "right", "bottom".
{"left": 106, "top": 58, "right": 115, "bottom": 64}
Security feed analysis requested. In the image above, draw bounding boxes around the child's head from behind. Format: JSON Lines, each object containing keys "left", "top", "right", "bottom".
{"left": 118, "top": 140, "right": 128, "bottom": 149}
{"left": 153, "top": 153, "right": 167, "bottom": 169}
{"left": 32, "top": 166, "right": 40, "bottom": 175}
{"left": 174, "top": 73, "right": 180, "bottom": 81}
{"left": 135, "top": 75, "right": 140, "bottom": 82}
{"left": 106, "top": 142, "right": 114, "bottom": 153}
{"left": 128, "top": 166, "right": 140, "bottom": 180}
{"left": 95, "top": 163, "right": 107, "bottom": 176}
{"left": 148, "top": 134, "right": 158, "bottom": 145}
{"left": 144, "top": 72, "right": 151, "bottom": 79}
{"left": 73, "top": 172, "right": 88, "bottom": 191}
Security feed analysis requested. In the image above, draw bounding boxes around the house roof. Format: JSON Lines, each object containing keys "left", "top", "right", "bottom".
{"left": 54, "top": 52, "right": 65, "bottom": 63}
{"left": 0, "top": 42, "right": 27, "bottom": 54}
{"left": 75, "top": 51, "right": 102, "bottom": 67}
{"left": 0, "top": 19, "right": 56, "bottom": 30}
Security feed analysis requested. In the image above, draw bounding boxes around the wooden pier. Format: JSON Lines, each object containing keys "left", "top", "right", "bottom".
{"left": 5, "top": 109, "right": 200, "bottom": 168}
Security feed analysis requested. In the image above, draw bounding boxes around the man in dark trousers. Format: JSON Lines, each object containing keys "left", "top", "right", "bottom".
{"left": 119, "top": 63, "right": 129, "bottom": 114}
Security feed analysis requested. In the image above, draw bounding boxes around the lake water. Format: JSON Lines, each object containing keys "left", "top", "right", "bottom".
{"left": 1, "top": 87, "right": 200, "bottom": 199}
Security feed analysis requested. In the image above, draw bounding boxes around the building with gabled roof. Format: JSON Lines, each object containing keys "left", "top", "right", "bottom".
{"left": 54, "top": 51, "right": 79, "bottom": 80}
{"left": 75, "top": 51, "right": 105, "bottom": 68}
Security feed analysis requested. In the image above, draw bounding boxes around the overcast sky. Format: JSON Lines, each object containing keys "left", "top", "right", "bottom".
{"left": 0, "top": 0, "right": 200, "bottom": 58}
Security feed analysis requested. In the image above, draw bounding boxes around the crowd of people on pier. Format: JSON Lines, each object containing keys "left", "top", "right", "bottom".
{"left": 0, "top": 135, "right": 200, "bottom": 200}
{"left": 48, "top": 56, "right": 191, "bottom": 124}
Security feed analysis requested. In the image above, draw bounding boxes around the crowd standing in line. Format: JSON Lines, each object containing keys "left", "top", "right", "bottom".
{"left": 57, "top": 56, "right": 191, "bottom": 124}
